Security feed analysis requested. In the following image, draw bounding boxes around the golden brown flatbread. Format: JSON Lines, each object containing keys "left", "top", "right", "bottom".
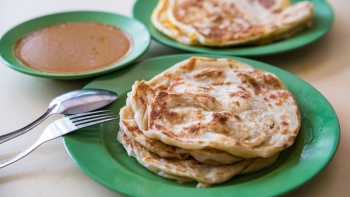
{"left": 151, "top": 0, "right": 314, "bottom": 46}
{"left": 117, "top": 56, "right": 300, "bottom": 187}
{"left": 128, "top": 57, "right": 300, "bottom": 158}
{"left": 118, "top": 130, "right": 279, "bottom": 188}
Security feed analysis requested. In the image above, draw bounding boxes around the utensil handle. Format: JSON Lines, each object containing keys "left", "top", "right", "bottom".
{"left": 0, "top": 109, "right": 52, "bottom": 144}
{"left": 0, "top": 139, "right": 44, "bottom": 168}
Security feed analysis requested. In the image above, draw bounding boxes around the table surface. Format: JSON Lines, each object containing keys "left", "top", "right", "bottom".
{"left": 0, "top": 0, "right": 349, "bottom": 196}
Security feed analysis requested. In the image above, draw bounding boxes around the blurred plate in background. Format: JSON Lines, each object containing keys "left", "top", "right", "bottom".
{"left": 133, "top": 0, "right": 334, "bottom": 56}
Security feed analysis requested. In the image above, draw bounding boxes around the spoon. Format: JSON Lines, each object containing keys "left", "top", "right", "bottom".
{"left": 0, "top": 89, "right": 118, "bottom": 144}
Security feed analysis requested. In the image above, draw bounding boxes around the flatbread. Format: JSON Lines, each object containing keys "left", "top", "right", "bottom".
{"left": 118, "top": 130, "right": 279, "bottom": 187}
{"left": 151, "top": 0, "right": 199, "bottom": 45}
{"left": 128, "top": 57, "right": 300, "bottom": 158}
{"left": 117, "top": 56, "right": 300, "bottom": 187}
{"left": 151, "top": 0, "right": 314, "bottom": 46}
{"left": 120, "top": 104, "right": 243, "bottom": 165}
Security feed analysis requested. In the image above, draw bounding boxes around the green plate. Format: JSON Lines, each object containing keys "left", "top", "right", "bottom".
{"left": 63, "top": 54, "right": 339, "bottom": 197}
{"left": 0, "top": 11, "right": 151, "bottom": 80}
{"left": 133, "top": 0, "right": 333, "bottom": 56}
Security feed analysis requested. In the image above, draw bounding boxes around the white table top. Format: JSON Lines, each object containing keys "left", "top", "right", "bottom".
{"left": 1, "top": 0, "right": 349, "bottom": 196}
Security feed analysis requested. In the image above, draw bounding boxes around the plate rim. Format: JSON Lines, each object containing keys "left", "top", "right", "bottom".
{"left": 132, "top": 0, "right": 334, "bottom": 56}
{"left": 63, "top": 54, "right": 340, "bottom": 197}
{"left": 0, "top": 10, "right": 151, "bottom": 80}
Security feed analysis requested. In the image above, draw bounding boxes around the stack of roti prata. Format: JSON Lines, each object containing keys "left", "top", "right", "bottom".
{"left": 118, "top": 56, "right": 301, "bottom": 188}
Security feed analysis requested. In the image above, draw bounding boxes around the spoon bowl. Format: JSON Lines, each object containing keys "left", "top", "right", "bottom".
{"left": 49, "top": 89, "right": 118, "bottom": 114}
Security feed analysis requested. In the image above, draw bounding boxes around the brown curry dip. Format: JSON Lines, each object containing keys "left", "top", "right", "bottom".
{"left": 14, "top": 22, "right": 132, "bottom": 74}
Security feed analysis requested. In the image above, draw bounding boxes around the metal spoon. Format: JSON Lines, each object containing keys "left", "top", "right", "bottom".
{"left": 0, "top": 89, "right": 118, "bottom": 144}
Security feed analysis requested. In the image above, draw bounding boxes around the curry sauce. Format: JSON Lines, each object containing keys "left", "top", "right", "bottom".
{"left": 14, "top": 22, "right": 132, "bottom": 74}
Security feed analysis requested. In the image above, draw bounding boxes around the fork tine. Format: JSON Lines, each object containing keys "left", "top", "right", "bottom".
{"left": 70, "top": 112, "right": 114, "bottom": 123}
{"left": 67, "top": 110, "right": 111, "bottom": 119}
{"left": 72, "top": 114, "right": 117, "bottom": 126}
{"left": 67, "top": 109, "right": 117, "bottom": 128}
{"left": 74, "top": 116, "right": 118, "bottom": 129}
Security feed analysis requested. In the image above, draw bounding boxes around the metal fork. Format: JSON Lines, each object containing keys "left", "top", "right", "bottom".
{"left": 0, "top": 110, "right": 117, "bottom": 169}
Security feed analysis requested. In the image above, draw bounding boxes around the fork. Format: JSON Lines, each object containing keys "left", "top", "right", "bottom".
{"left": 0, "top": 110, "right": 117, "bottom": 169}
